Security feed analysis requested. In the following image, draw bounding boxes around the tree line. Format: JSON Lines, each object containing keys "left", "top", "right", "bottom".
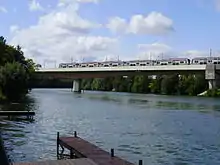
{"left": 32, "top": 72, "right": 216, "bottom": 96}
{"left": 0, "top": 36, "right": 35, "bottom": 101}
{"left": 81, "top": 74, "right": 208, "bottom": 96}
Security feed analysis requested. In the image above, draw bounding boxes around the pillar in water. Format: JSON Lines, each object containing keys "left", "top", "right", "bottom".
{"left": 72, "top": 79, "right": 81, "bottom": 93}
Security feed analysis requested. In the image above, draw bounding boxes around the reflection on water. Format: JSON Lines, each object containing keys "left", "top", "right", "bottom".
{"left": 1, "top": 89, "right": 220, "bottom": 165}
{"left": 0, "top": 96, "right": 36, "bottom": 112}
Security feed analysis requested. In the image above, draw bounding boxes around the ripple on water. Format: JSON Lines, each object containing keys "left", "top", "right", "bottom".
{"left": 1, "top": 89, "right": 220, "bottom": 165}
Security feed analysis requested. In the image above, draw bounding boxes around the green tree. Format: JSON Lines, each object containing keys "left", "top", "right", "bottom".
{"left": 0, "top": 36, "right": 35, "bottom": 101}
{"left": 161, "top": 74, "right": 179, "bottom": 95}
{"left": 0, "top": 62, "right": 28, "bottom": 100}
{"left": 149, "top": 75, "right": 162, "bottom": 94}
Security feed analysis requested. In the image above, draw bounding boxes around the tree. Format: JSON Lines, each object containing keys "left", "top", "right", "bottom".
{"left": 0, "top": 36, "right": 35, "bottom": 101}
{"left": 149, "top": 75, "right": 162, "bottom": 94}
{"left": 0, "top": 62, "right": 28, "bottom": 100}
{"left": 161, "top": 75, "right": 179, "bottom": 95}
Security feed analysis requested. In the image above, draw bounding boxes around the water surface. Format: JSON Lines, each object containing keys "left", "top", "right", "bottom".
{"left": 1, "top": 89, "right": 220, "bottom": 165}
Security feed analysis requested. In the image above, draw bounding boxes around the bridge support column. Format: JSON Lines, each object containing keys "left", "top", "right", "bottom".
{"left": 72, "top": 79, "right": 82, "bottom": 93}
{"left": 205, "top": 64, "right": 220, "bottom": 89}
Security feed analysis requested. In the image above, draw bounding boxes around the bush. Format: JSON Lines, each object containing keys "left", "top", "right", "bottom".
{"left": 205, "top": 89, "right": 220, "bottom": 97}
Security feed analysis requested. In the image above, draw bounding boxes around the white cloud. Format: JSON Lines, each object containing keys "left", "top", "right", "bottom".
{"left": 58, "top": 0, "right": 99, "bottom": 7}
{"left": 77, "top": 0, "right": 99, "bottom": 3}
{"left": 0, "top": 6, "right": 7, "bottom": 13}
{"left": 183, "top": 50, "right": 208, "bottom": 58}
{"left": 10, "top": 0, "right": 117, "bottom": 66}
{"left": 107, "top": 17, "right": 127, "bottom": 33}
{"left": 107, "top": 12, "right": 174, "bottom": 35}
{"left": 10, "top": 25, "right": 19, "bottom": 34}
{"left": 29, "top": 0, "right": 44, "bottom": 11}
{"left": 137, "top": 43, "right": 211, "bottom": 60}
{"left": 138, "top": 43, "right": 172, "bottom": 60}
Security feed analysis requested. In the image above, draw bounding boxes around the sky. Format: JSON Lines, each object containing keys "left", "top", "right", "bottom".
{"left": 1, "top": 0, "right": 220, "bottom": 67}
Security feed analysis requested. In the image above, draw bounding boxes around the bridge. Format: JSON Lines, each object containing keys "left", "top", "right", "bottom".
{"left": 36, "top": 64, "right": 220, "bottom": 92}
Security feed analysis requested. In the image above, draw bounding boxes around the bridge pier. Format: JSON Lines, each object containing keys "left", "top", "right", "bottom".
{"left": 72, "top": 79, "right": 82, "bottom": 93}
{"left": 205, "top": 64, "right": 220, "bottom": 89}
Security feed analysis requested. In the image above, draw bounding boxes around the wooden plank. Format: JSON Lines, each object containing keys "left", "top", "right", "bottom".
{"left": 0, "top": 111, "right": 35, "bottom": 116}
{"left": 59, "top": 136, "right": 134, "bottom": 165}
{"left": 13, "top": 158, "right": 98, "bottom": 165}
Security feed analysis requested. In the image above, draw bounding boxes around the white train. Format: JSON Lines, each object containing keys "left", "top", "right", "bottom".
{"left": 191, "top": 57, "right": 220, "bottom": 65}
{"left": 58, "top": 57, "right": 220, "bottom": 68}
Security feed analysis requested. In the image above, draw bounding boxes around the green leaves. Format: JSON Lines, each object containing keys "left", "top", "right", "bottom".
{"left": 81, "top": 74, "right": 207, "bottom": 96}
{"left": 0, "top": 36, "right": 35, "bottom": 101}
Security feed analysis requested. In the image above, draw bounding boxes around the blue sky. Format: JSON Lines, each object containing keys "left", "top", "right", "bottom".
{"left": 0, "top": 0, "right": 220, "bottom": 66}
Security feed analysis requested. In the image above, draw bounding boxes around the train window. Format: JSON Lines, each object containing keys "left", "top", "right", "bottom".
{"left": 180, "top": 61, "right": 184, "bottom": 63}
{"left": 214, "top": 62, "right": 217, "bottom": 64}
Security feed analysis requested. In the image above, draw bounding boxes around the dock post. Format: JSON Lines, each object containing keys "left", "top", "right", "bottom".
{"left": 70, "top": 148, "right": 74, "bottom": 159}
{"left": 111, "top": 148, "right": 114, "bottom": 157}
{"left": 139, "top": 160, "right": 143, "bottom": 165}
{"left": 57, "top": 132, "right": 59, "bottom": 159}
{"left": 74, "top": 131, "right": 77, "bottom": 138}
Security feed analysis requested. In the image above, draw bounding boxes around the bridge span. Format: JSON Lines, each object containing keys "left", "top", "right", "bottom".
{"left": 37, "top": 65, "right": 207, "bottom": 72}
{"left": 36, "top": 64, "right": 220, "bottom": 92}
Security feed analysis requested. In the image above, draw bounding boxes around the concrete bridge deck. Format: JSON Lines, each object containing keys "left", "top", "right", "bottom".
{"left": 37, "top": 65, "right": 207, "bottom": 73}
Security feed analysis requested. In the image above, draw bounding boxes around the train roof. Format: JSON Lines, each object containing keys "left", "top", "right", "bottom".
{"left": 169, "top": 58, "right": 189, "bottom": 60}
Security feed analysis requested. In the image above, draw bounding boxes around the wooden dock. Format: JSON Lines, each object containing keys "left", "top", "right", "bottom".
{"left": 57, "top": 132, "right": 142, "bottom": 165}
{"left": 13, "top": 158, "right": 98, "bottom": 165}
{"left": 13, "top": 131, "right": 143, "bottom": 165}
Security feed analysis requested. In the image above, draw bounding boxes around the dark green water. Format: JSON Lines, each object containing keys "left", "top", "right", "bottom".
{"left": 1, "top": 89, "right": 220, "bottom": 165}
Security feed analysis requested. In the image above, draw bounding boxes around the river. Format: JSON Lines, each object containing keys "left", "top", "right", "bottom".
{"left": 1, "top": 89, "right": 220, "bottom": 165}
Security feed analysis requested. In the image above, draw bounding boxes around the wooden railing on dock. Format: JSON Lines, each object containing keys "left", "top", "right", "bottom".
{"left": 57, "top": 131, "right": 143, "bottom": 165}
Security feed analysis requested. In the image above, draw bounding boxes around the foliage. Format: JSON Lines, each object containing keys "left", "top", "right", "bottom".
{"left": 0, "top": 36, "right": 35, "bottom": 101}
{"left": 205, "top": 88, "right": 220, "bottom": 97}
{"left": 81, "top": 74, "right": 208, "bottom": 96}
